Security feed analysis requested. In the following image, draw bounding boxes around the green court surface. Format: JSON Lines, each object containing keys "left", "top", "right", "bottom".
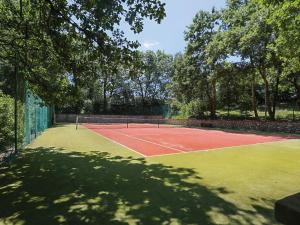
{"left": 1, "top": 124, "right": 299, "bottom": 225}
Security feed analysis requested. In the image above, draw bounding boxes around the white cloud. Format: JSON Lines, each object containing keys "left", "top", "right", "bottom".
{"left": 142, "top": 40, "right": 160, "bottom": 49}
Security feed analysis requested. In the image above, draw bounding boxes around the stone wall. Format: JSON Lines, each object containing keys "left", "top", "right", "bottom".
{"left": 164, "top": 119, "right": 300, "bottom": 134}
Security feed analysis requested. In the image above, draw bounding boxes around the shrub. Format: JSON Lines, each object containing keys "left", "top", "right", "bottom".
{"left": 172, "top": 100, "right": 207, "bottom": 119}
{"left": 0, "top": 92, "right": 15, "bottom": 151}
{"left": 185, "top": 100, "right": 207, "bottom": 119}
{"left": 0, "top": 92, "right": 24, "bottom": 152}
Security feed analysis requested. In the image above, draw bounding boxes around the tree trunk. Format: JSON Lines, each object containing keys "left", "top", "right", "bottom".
{"left": 249, "top": 57, "right": 259, "bottom": 119}
{"left": 259, "top": 68, "right": 274, "bottom": 120}
{"left": 72, "top": 65, "right": 81, "bottom": 114}
{"left": 251, "top": 74, "right": 259, "bottom": 119}
{"left": 291, "top": 73, "right": 300, "bottom": 107}
{"left": 272, "top": 71, "right": 281, "bottom": 120}
{"left": 210, "top": 79, "right": 217, "bottom": 118}
{"left": 138, "top": 79, "right": 145, "bottom": 106}
{"left": 103, "top": 75, "right": 108, "bottom": 113}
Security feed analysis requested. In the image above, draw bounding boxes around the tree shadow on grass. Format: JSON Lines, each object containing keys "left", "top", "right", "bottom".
{"left": 0, "top": 148, "right": 277, "bottom": 225}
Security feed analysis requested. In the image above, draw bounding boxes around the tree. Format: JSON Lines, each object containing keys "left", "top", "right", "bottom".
{"left": 170, "top": 0, "right": 299, "bottom": 120}
{"left": 220, "top": 0, "right": 285, "bottom": 120}
{"left": 0, "top": 0, "right": 166, "bottom": 104}
{"left": 65, "top": 50, "right": 173, "bottom": 115}
{"left": 183, "top": 9, "right": 221, "bottom": 118}
{"left": 131, "top": 51, "right": 172, "bottom": 105}
{"left": 257, "top": 0, "right": 300, "bottom": 106}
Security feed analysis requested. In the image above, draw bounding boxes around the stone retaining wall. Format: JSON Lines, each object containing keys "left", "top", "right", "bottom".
{"left": 165, "top": 119, "right": 300, "bottom": 134}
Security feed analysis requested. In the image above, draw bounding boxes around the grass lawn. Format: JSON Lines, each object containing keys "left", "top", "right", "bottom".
{"left": 0, "top": 124, "right": 299, "bottom": 225}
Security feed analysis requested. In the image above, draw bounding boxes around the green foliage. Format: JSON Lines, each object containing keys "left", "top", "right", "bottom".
{"left": 1, "top": 0, "right": 297, "bottom": 122}
{"left": 256, "top": 0, "right": 300, "bottom": 66}
{"left": 170, "top": 0, "right": 300, "bottom": 121}
{"left": 132, "top": 50, "right": 173, "bottom": 104}
{"left": 0, "top": 0, "right": 166, "bottom": 105}
{"left": 171, "top": 100, "right": 208, "bottom": 119}
{"left": 59, "top": 50, "right": 173, "bottom": 115}
{"left": 0, "top": 92, "right": 14, "bottom": 151}
{"left": 181, "top": 100, "right": 208, "bottom": 119}
{"left": 0, "top": 92, "right": 24, "bottom": 152}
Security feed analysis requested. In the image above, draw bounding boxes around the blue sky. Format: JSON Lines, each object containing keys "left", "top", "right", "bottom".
{"left": 122, "top": 0, "right": 227, "bottom": 55}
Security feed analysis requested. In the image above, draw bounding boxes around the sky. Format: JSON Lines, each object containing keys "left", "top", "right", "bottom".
{"left": 121, "top": 0, "right": 227, "bottom": 55}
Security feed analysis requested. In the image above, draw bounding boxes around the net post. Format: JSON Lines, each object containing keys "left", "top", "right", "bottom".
{"left": 76, "top": 115, "right": 79, "bottom": 130}
{"left": 126, "top": 118, "right": 129, "bottom": 128}
{"left": 158, "top": 119, "right": 160, "bottom": 128}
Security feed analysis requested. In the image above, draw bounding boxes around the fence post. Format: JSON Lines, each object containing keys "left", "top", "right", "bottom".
{"left": 14, "top": 54, "right": 18, "bottom": 153}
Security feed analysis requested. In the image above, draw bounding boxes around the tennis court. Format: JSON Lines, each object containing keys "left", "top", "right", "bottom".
{"left": 81, "top": 118, "right": 290, "bottom": 157}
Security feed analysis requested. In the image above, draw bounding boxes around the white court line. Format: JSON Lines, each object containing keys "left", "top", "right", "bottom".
{"left": 112, "top": 129, "right": 185, "bottom": 153}
{"left": 146, "top": 139, "right": 299, "bottom": 158}
{"left": 82, "top": 126, "right": 147, "bottom": 157}
{"left": 132, "top": 131, "right": 204, "bottom": 137}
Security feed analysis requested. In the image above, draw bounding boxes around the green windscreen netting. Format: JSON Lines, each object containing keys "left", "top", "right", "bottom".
{"left": 23, "top": 86, "right": 53, "bottom": 146}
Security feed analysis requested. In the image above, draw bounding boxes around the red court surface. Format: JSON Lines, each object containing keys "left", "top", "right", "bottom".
{"left": 84, "top": 124, "right": 291, "bottom": 157}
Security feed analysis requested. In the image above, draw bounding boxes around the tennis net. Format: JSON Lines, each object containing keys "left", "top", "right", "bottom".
{"left": 76, "top": 116, "right": 182, "bottom": 129}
